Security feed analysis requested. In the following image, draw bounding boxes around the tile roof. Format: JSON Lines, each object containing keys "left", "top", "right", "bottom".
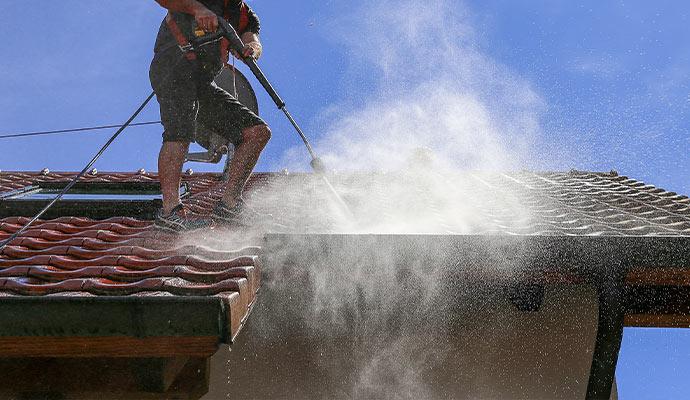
{"left": 249, "top": 169, "right": 690, "bottom": 236}
{"left": 5, "top": 169, "right": 688, "bottom": 236}
{"left": 1, "top": 168, "right": 689, "bottom": 346}
{"left": 0, "top": 171, "right": 265, "bottom": 346}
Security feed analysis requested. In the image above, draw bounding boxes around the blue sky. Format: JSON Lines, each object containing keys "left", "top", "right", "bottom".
{"left": 1, "top": 1, "right": 689, "bottom": 398}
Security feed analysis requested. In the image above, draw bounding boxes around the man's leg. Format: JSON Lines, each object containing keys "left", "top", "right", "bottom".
{"left": 196, "top": 82, "right": 272, "bottom": 225}
{"left": 155, "top": 139, "right": 211, "bottom": 232}
{"left": 221, "top": 124, "right": 271, "bottom": 207}
{"left": 158, "top": 141, "right": 190, "bottom": 214}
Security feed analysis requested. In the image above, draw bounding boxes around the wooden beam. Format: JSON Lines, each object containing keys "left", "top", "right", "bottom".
{"left": 168, "top": 357, "right": 212, "bottom": 400}
{"left": 0, "top": 336, "right": 219, "bottom": 358}
{"left": 623, "top": 285, "right": 690, "bottom": 327}
{"left": 0, "top": 357, "right": 211, "bottom": 399}
{"left": 132, "top": 357, "right": 190, "bottom": 393}
{"left": 625, "top": 314, "right": 690, "bottom": 328}
{"left": 626, "top": 268, "right": 690, "bottom": 286}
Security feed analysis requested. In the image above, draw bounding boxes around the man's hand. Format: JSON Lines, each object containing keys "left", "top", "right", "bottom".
{"left": 230, "top": 42, "right": 261, "bottom": 60}
{"left": 243, "top": 41, "right": 262, "bottom": 58}
{"left": 194, "top": 7, "right": 218, "bottom": 32}
{"left": 154, "top": 0, "right": 218, "bottom": 32}
{"left": 228, "top": 32, "right": 262, "bottom": 62}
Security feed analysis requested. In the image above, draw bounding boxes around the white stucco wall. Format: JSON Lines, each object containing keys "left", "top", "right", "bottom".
{"left": 204, "top": 283, "right": 615, "bottom": 399}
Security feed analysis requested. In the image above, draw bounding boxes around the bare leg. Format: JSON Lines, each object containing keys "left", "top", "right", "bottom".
{"left": 158, "top": 141, "right": 190, "bottom": 214}
{"left": 222, "top": 125, "right": 271, "bottom": 206}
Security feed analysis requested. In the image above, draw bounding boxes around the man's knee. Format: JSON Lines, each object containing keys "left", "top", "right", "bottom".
{"left": 160, "top": 141, "right": 190, "bottom": 154}
{"left": 243, "top": 125, "right": 271, "bottom": 146}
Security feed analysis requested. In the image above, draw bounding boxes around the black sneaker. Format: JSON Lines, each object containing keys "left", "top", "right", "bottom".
{"left": 211, "top": 200, "right": 273, "bottom": 227}
{"left": 154, "top": 204, "right": 212, "bottom": 233}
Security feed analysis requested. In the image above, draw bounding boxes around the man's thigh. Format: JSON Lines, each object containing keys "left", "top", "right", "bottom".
{"left": 197, "top": 83, "right": 266, "bottom": 146}
{"left": 151, "top": 52, "right": 200, "bottom": 143}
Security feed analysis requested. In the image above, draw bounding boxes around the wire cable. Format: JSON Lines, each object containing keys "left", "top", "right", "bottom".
{"left": 0, "top": 121, "right": 161, "bottom": 140}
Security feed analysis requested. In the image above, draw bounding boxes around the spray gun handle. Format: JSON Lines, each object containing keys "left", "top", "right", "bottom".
{"left": 188, "top": 31, "right": 224, "bottom": 47}
{"left": 216, "top": 18, "right": 245, "bottom": 53}
{"left": 216, "top": 18, "right": 286, "bottom": 109}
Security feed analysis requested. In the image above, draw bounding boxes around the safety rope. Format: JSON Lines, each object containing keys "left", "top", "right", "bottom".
{"left": 232, "top": 57, "right": 238, "bottom": 99}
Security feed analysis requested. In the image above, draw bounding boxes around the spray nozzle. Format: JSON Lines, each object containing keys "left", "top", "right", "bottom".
{"left": 310, "top": 157, "right": 326, "bottom": 174}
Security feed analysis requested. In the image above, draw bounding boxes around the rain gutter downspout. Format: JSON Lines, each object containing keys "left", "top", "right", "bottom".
{"left": 586, "top": 261, "right": 629, "bottom": 400}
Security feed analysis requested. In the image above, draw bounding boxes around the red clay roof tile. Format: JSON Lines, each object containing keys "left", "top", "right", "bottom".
{"left": 0, "top": 171, "right": 265, "bottom": 346}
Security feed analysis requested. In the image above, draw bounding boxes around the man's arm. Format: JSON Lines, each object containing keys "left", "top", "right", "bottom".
{"left": 232, "top": 4, "right": 262, "bottom": 61}
{"left": 229, "top": 32, "right": 262, "bottom": 61}
{"left": 240, "top": 32, "right": 262, "bottom": 60}
{"left": 154, "top": 0, "right": 219, "bottom": 32}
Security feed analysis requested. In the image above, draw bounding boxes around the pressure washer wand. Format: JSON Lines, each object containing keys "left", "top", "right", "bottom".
{"left": 190, "top": 20, "right": 351, "bottom": 216}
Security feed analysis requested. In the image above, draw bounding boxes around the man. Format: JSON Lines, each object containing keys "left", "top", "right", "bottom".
{"left": 150, "top": 0, "right": 271, "bottom": 232}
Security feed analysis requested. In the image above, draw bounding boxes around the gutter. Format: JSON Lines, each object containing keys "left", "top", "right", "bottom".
{"left": 0, "top": 296, "right": 228, "bottom": 356}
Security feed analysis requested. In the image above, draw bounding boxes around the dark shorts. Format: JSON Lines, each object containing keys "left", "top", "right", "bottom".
{"left": 149, "top": 48, "right": 266, "bottom": 145}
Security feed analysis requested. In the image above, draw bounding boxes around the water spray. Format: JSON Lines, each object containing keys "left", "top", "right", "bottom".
{"left": 187, "top": 18, "right": 354, "bottom": 219}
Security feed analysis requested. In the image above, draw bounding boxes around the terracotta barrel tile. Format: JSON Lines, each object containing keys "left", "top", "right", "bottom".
{"left": 26, "top": 266, "right": 106, "bottom": 281}
{"left": 95, "top": 230, "right": 150, "bottom": 242}
{"left": 12, "top": 237, "right": 85, "bottom": 250}
{"left": 103, "top": 217, "right": 153, "bottom": 228}
{"left": 82, "top": 278, "right": 165, "bottom": 296}
{"left": 0, "top": 254, "right": 256, "bottom": 270}
{"left": 125, "top": 245, "right": 246, "bottom": 260}
{"left": 0, "top": 217, "right": 32, "bottom": 226}
{"left": 44, "top": 265, "right": 257, "bottom": 284}
{"left": 0, "top": 245, "right": 72, "bottom": 258}
{"left": 0, "top": 222, "right": 23, "bottom": 234}
{"left": 185, "top": 255, "right": 258, "bottom": 271}
{"left": 176, "top": 245, "right": 261, "bottom": 261}
{"left": 0, "top": 255, "right": 53, "bottom": 267}
{"left": 116, "top": 255, "right": 188, "bottom": 268}
{"left": 28, "top": 222, "right": 146, "bottom": 235}
{"left": 82, "top": 237, "right": 147, "bottom": 250}
{"left": 19, "top": 265, "right": 205, "bottom": 283}
{"left": 0, "top": 266, "right": 33, "bottom": 277}
{"left": 105, "top": 224, "right": 152, "bottom": 235}
{"left": 128, "top": 246, "right": 198, "bottom": 259}
{"left": 1, "top": 278, "right": 86, "bottom": 296}
{"left": 75, "top": 276, "right": 244, "bottom": 296}
{"left": 33, "top": 230, "right": 92, "bottom": 241}
{"left": 101, "top": 266, "right": 178, "bottom": 281}
{"left": 176, "top": 266, "right": 254, "bottom": 286}
{"left": 65, "top": 246, "right": 135, "bottom": 259}
{"left": 53, "top": 217, "right": 94, "bottom": 226}
{"left": 162, "top": 277, "right": 243, "bottom": 296}
{"left": 55, "top": 255, "right": 122, "bottom": 269}
{"left": 44, "top": 291, "right": 97, "bottom": 297}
